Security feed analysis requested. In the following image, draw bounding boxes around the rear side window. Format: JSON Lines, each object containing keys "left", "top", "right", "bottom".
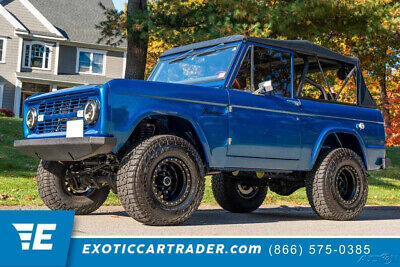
{"left": 294, "top": 56, "right": 357, "bottom": 105}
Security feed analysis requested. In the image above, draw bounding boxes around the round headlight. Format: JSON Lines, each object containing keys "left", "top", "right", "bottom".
{"left": 84, "top": 99, "right": 100, "bottom": 125}
{"left": 26, "top": 107, "right": 37, "bottom": 130}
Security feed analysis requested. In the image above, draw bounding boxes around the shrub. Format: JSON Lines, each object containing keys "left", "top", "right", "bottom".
{"left": 0, "top": 108, "right": 15, "bottom": 117}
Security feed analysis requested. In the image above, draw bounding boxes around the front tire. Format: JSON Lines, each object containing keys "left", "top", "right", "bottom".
{"left": 36, "top": 161, "right": 110, "bottom": 215}
{"left": 306, "top": 148, "right": 368, "bottom": 221}
{"left": 117, "top": 135, "right": 205, "bottom": 226}
{"left": 211, "top": 173, "right": 268, "bottom": 213}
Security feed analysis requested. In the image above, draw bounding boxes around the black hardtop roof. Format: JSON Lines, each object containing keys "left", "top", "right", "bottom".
{"left": 161, "top": 35, "right": 359, "bottom": 65}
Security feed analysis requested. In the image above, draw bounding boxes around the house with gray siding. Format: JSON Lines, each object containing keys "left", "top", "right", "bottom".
{"left": 0, "top": 0, "right": 126, "bottom": 117}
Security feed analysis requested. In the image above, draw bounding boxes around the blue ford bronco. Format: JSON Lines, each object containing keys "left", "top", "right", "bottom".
{"left": 15, "top": 35, "right": 389, "bottom": 225}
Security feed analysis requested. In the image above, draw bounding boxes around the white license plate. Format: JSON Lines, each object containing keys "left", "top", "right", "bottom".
{"left": 66, "top": 120, "right": 84, "bottom": 138}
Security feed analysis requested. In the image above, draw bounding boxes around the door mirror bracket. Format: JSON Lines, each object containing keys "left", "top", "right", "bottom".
{"left": 254, "top": 80, "right": 273, "bottom": 95}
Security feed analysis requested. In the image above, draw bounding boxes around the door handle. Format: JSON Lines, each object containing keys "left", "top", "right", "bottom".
{"left": 286, "top": 99, "right": 301, "bottom": 107}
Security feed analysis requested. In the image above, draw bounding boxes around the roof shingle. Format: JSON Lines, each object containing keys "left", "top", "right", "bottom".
{"left": 28, "top": 0, "right": 124, "bottom": 46}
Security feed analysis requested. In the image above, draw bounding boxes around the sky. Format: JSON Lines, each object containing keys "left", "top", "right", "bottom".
{"left": 112, "top": 0, "right": 127, "bottom": 11}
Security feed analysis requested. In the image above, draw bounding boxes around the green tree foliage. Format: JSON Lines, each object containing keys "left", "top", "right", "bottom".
{"left": 98, "top": 0, "right": 276, "bottom": 76}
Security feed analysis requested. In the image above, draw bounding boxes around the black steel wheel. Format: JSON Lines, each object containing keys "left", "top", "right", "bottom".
{"left": 235, "top": 182, "right": 259, "bottom": 199}
{"left": 306, "top": 148, "right": 368, "bottom": 221}
{"left": 334, "top": 166, "right": 359, "bottom": 207}
{"left": 151, "top": 158, "right": 191, "bottom": 207}
{"left": 211, "top": 172, "right": 268, "bottom": 213}
{"left": 36, "top": 161, "right": 109, "bottom": 215}
{"left": 117, "top": 135, "right": 205, "bottom": 226}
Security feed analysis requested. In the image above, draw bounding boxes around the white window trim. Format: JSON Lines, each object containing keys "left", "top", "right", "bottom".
{"left": 0, "top": 37, "right": 6, "bottom": 63}
{"left": 54, "top": 42, "right": 59, "bottom": 75}
{"left": 22, "top": 41, "right": 52, "bottom": 70}
{"left": 76, "top": 48, "right": 107, "bottom": 76}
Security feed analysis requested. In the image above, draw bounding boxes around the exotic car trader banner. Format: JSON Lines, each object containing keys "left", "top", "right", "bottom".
{"left": 0, "top": 211, "right": 398, "bottom": 267}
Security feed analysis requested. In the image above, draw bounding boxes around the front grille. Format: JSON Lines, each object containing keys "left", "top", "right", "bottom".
{"left": 38, "top": 96, "right": 88, "bottom": 115}
{"left": 37, "top": 117, "right": 89, "bottom": 134}
{"left": 36, "top": 95, "right": 91, "bottom": 134}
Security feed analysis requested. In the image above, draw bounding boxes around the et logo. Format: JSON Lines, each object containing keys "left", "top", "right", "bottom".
{"left": 12, "top": 223, "right": 56, "bottom": 251}
{"left": 0, "top": 211, "right": 73, "bottom": 267}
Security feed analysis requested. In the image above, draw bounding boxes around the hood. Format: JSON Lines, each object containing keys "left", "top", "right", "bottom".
{"left": 105, "top": 79, "right": 228, "bottom": 106}
{"left": 24, "top": 78, "right": 227, "bottom": 108}
{"left": 25, "top": 84, "right": 102, "bottom": 103}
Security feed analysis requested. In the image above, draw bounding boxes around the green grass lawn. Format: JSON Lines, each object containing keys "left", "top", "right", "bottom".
{"left": 0, "top": 117, "right": 399, "bottom": 206}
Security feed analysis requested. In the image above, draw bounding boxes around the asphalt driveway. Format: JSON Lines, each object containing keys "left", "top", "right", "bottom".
{"left": 2, "top": 205, "right": 400, "bottom": 236}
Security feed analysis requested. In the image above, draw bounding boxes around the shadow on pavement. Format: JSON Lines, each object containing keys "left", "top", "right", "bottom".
{"left": 89, "top": 205, "right": 400, "bottom": 226}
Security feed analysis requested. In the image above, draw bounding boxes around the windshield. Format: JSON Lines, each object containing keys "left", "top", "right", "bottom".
{"left": 149, "top": 45, "right": 238, "bottom": 87}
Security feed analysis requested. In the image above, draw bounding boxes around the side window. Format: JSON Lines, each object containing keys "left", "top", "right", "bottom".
{"left": 295, "top": 56, "right": 357, "bottom": 104}
{"left": 232, "top": 45, "right": 292, "bottom": 98}
{"left": 253, "top": 46, "right": 292, "bottom": 98}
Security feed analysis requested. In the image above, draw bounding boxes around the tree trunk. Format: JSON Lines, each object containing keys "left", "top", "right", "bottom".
{"left": 125, "top": 0, "right": 148, "bottom": 80}
{"left": 378, "top": 66, "right": 391, "bottom": 129}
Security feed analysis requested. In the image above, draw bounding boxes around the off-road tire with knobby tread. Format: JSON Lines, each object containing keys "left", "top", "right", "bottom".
{"left": 116, "top": 135, "right": 205, "bottom": 226}
{"left": 211, "top": 173, "right": 268, "bottom": 213}
{"left": 306, "top": 149, "right": 330, "bottom": 214}
{"left": 36, "top": 161, "right": 110, "bottom": 215}
{"left": 306, "top": 148, "right": 368, "bottom": 221}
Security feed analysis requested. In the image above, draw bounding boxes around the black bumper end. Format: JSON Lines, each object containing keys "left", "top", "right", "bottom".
{"left": 14, "top": 137, "right": 117, "bottom": 162}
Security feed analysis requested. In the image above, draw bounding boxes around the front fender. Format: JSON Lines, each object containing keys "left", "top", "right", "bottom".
{"left": 108, "top": 93, "right": 214, "bottom": 165}
{"left": 119, "top": 108, "right": 211, "bottom": 163}
{"left": 309, "top": 127, "right": 368, "bottom": 169}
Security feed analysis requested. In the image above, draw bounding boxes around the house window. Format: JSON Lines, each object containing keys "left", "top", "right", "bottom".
{"left": 23, "top": 41, "right": 51, "bottom": 69}
{"left": 77, "top": 49, "right": 106, "bottom": 75}
{"left": 0, "top": 38, "right": 6, "bottom": 63}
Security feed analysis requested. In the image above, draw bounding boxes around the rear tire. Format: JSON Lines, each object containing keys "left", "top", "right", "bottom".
{"left": 117, "top": 135, "right": 205, "bottom": 226}
{"left": 211, "top": 172, "right": 268, "bottom": 213}
{"left": 306, "top": 148, "right": 368, "bottom": 221}
{"left": 36, "top": 161, "right": 110, "bottom": 215}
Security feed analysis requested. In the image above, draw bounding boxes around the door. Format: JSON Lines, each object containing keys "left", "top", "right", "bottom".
{"left": 227, "top": 44, "right": 302, "bottom": 160}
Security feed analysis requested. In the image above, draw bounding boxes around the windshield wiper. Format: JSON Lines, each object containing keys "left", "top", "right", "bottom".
{"left": 168, "top": 50, "right": 195, "bottom": 64}
{"left": 168, "top": 44, "right": 231, "bottom": 64}
{"left": 195, "top": 43, "right": 227, "bottom": 57}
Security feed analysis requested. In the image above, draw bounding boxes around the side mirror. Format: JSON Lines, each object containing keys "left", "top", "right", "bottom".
{"left": 254, "top": 80, "right": 273, "bottom": 95}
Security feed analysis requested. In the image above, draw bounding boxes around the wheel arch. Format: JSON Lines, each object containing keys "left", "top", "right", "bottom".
{"left": 117, "top": 111, "right": 211, "bottom": 167}
{"left": 310, "top": 128, "right": 368, "bottom": 169}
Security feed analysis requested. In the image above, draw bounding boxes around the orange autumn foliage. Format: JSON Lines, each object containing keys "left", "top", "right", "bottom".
{"left": 386, "top": 68, "right": 400, "bottom": 146}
